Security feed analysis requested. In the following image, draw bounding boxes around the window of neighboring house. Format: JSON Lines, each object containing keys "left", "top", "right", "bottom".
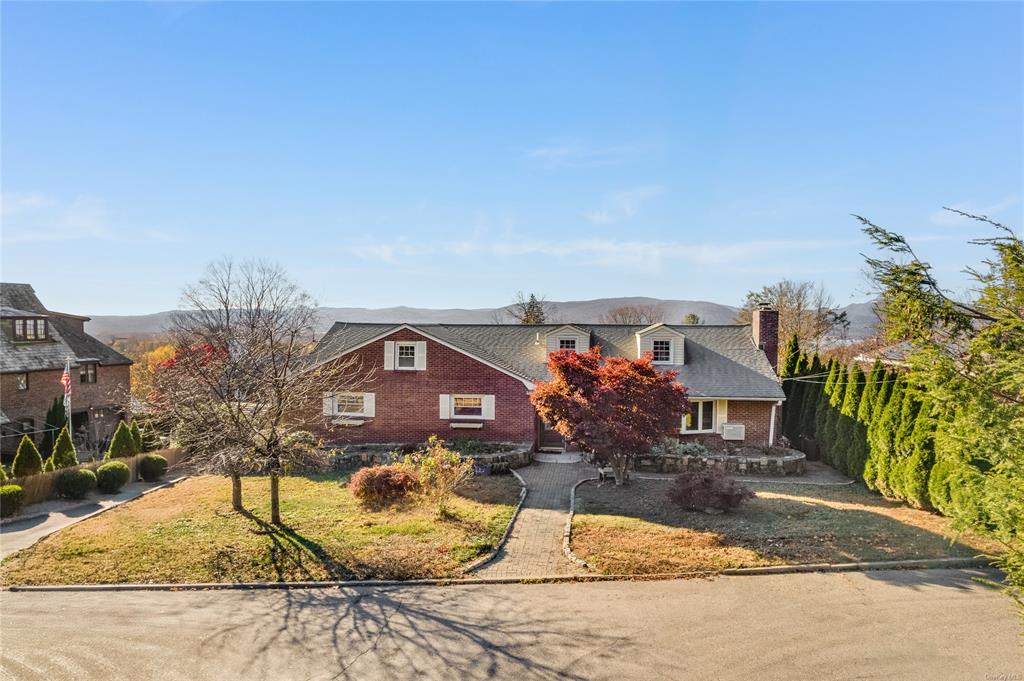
{"left": 12, "top": 318, "right": 46, "bottom": 341}
{"left": 80, "top": 363, "right": 97, "bottom": 384}
{"left": 682, "top": 400, "right": 716, "bottom": 433}
{"left": 17, "top": 418, "right": 34, "bottom": 434}
{"left": 558, "top": 338, "right": 577, "bottom": 351}
{"left": 336, "top": 393, "right": 365, "bottom": 416}
{"left": 652, "top": 339, "right": 672, "bottom": 363}
{"left": 16, "top": 373, "right": 28, "bottom": 390}
{"left": 396, "top": 343, "right": 417, "bottom": 369}
{"left": 452, "top": 396, "right": 483, "bottom": 417}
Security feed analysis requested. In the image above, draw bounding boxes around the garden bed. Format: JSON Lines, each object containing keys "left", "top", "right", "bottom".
{"left": 571, "top": 478, "right": 1000, "bottom": 574}
{"left": 0, "top": 472, "right": 521, "bottom": 585}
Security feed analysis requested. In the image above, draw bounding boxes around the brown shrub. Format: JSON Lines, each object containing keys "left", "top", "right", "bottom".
{"left": 348, "top": 465, "right": 419, "bottom": 506}
{"left": 666, "top": 470, "right": 755, "bottom": 512}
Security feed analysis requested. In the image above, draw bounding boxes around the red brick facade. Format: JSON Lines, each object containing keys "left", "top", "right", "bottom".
{"left": 677, "top": 400, "right": 780, "bottom": 448}
{"left": 1, "top": 364, "right": 130, "bottom": 455}
{"left": 313, "top": 329, "right": 537, "bottom": 447}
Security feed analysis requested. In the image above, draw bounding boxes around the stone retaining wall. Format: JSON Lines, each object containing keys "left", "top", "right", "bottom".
{"left": 334, "top": 443, "right": 533, "bottom": 471}
{"left": 636, "top": 450, "right": 806, "bottom": 476}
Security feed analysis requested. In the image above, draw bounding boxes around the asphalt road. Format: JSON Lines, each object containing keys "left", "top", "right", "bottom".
{"left": 1, "top": 569, "right": 1020, "bottom": 681}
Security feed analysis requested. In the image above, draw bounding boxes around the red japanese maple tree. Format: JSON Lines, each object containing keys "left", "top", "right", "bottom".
{"left": 531, "top": 347, "right": 689, "bottom": 485}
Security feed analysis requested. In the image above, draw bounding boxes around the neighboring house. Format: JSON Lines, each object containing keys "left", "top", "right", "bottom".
{"left": 305, "top": 306, "right": 785, "bottom": 450}
{"left": 0, "top": 283, "right": 132, "bottom": 459}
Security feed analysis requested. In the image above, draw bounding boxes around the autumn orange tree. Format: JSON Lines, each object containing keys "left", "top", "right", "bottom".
{"left": 532, "top": 348, "right": 688, "bottom": 485}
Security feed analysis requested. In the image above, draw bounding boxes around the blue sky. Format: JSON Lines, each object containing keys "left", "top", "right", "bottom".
{"left": 2, "top": 2, "right": 1021, "bottom": 315}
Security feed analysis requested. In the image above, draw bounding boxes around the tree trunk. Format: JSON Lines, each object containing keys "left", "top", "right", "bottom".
{"left": 231, "top": 473, "right": 242, "bottom": 511}
{"left": 612, "top": 454, "right": 629, "bottom": 486}
{"left": 270, "top": 473, "right": 281, "bottom": 525}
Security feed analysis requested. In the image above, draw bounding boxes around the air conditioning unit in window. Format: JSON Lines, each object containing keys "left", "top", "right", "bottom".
{"left": 721, "top": 423, "right": 745, "bottom": 441}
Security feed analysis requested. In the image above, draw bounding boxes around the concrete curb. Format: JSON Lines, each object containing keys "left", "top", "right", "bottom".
{"left": 463, "top": 470, "right": 528, "bottom": 573}
{"left": 634, "top": 474, "right": 856, "bottom": 487}
{"left": 1, "top": 475, "right": 190, "bottom": 557}
{"left": 562, "top": 476, "right": 600, "bottom": 569}
{"left": 4, "top": 557, "right": 997, "bottom": 592}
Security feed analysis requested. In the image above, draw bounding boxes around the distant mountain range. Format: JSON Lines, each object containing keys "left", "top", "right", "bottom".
{"left": 85, "top": 296, "right": 879, "bottom": 341}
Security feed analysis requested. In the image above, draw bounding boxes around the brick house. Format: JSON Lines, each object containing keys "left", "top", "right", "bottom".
{"left": 306, "top": 306, "right": 785, "bottom": 450}
{"left": 0, "top": 283, "right": 132, "bottom": 458}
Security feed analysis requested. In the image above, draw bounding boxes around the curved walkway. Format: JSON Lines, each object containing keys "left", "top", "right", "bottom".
{"left": 475, "top": 462, "right": 595, "bottom": 578}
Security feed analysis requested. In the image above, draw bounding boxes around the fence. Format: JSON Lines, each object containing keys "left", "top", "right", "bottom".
{"left": 7, "top": 448, "right": 184, "bottom": 507}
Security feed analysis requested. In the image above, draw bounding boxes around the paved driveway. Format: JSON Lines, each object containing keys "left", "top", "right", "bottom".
{"left": 2, "top": 569, "right": 1020, "bottom": 680}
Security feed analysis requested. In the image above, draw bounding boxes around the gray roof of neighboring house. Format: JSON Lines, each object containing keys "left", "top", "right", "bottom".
{"left": 0, "top": 283, "right": 132, "bottom": 374}
{"left": 310, "top": 322, "right": 785, "bottom": 400}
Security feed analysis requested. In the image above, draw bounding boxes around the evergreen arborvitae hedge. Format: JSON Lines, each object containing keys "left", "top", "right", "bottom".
{"left": 869, "top": 379, "right": 905, "bottom": 495}
{"left": 816, "top": 361, "right": 842, "bottom": 462}
{"left": 823, "top": 366, "right": 849, "bottom": 467}
{"left": 799, "top": 354, "right": 824, "bottom": 449}
{"left": 51, "top": 425, "right": 78, "bottom": 469}
{"left": 783, "top": 352, "right": 809, "bottom": 441}
{"left": 129, "top": 422, "right": 144, "bottom": 454}
{"left": 12, "top": 435, "right": 44, "bottom": 478}
{"left": 39, "top": 396, "right": 65, "bottom": 458}
{"left": 835, "top": 364, "right": 865, "bottom": 475}
{"left": 106, "top": 421, "right": 136, "bottom": 459}
{"left": 858, "top": 360, "right": 885, "bottom": 424}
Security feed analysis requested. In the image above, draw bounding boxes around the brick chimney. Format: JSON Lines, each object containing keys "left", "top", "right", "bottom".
{"left": 751, "top": 303, "right": 780, "bottom": 374}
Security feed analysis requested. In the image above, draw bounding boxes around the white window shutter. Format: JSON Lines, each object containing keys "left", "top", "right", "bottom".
{"left": 482, "top": 395, "right": 495, "bottom": 420}
{"left": 716, "top": 400, "right": 728, "bottom": 432}
{"left": 383, "top": 341, "right": 395, "bottom": 370}
{"left": 322, "top": 393, "right": 336, "bottom": 416}
{"left": 414, "top": 341, "right": 427, "bottom": 370}
{"left": 364, "top": 393, "right": 375, "bottom": 417}
{"left": 439, "top": 394, "right": 450, "bottom": 419}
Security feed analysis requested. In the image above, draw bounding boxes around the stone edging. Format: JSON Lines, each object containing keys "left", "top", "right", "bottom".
{"left": 1, "top": 476, "right": 190, "bottom": 553}
{"left": 562, "top": 476, "right": 600, "bottom": 569}
{"left": 634, "top": 474, "right": 856, "bottom": 487}
{"left": 4, "top": 557, "right": 996, "bottom": 592}
{"left": 462, "top": 469, "right": 529, "bottom": 574}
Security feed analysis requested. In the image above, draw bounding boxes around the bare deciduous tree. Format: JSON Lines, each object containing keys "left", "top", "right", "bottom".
{"left": 497, "top": 291, "right": 554, "bottom": 324}
{"left": 736, "top": 279, "right": 849, "bottom": 354}
{"left": 601, "top": 304, "right": 665, "bottom": 325}
{"left": 146, "top": 259, "right": 365, "bottom": 524}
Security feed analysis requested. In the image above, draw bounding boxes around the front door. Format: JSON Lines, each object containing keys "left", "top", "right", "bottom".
{"left": 538, "top": 417, "right": 565, "bottom": 451}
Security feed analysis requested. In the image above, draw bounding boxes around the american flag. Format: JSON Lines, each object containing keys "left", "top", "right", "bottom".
{"left": 60, "top": 359, "right": 72, "bottom": 413}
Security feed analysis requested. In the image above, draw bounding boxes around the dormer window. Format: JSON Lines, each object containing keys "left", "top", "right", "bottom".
{"left": 12, "top": 318, "right": 47, "bottom": 341}
{"left": 558, "top": 338, "right": 577, "bottom": 351}
{"left": 652, "top": 340, "right": 672, "bottom": 363}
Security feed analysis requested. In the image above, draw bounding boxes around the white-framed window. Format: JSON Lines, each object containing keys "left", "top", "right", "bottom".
{"left": 440, "top": 393, "right": 495, "bottom": 420}
{"left": 324, "top": 391, "right": 375, "bottom": 417}
{"left": 16, "top": 373, "right": 28, "bottom": 390}
{"left": 652, "top": 339, "right": 672, "bottom": 363}
{"left": 396, "top": 343, "right": 417, "bottom": 369}
{"left": 682, "top": 400, "right": 716, "bottom": 433}
{"left": 558, "top": 338, "right": 577, "bottom": 351}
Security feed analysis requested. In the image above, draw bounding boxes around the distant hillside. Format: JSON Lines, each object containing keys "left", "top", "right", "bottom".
{"left": 85, "top": 296, "right": 877, "bottom": 341}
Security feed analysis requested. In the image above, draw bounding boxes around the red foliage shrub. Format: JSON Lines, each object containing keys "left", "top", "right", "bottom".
{"left": 348, "top": 464, "right": 420, "bottom": 506}
{"left": 666, "top": 470, "right": 755, "bottom": 512}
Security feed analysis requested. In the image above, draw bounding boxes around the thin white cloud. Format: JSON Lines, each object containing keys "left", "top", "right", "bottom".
{"left": 524, "top": 140, "right": 653, "bottom": 169}
{"left": 583, "top": 185, "right": 664, "bottom": 225}
{"left": 344, "top": 234, "right": 857, "bottom": 273}
{"left": 929, "top": 195, "right": 1019, "bottom": 226}
{"left": 1, "top": 192, "right": 185, "bottom": 245}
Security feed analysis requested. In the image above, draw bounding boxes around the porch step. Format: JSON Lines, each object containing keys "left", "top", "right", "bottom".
{"left": 538, "top": 446, "right": 566, "bottom": 453}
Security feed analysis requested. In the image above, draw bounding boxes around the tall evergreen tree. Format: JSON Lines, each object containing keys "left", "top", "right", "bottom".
{"left": 783, "top": 352, "right": 809, "bottom": 441}
{"left": 12, "top": 435, "right": 44, "bottom": 478}
{"left": 898, "top": 397, "right": 936, "bottom": 509}
{"left": 815, "top": 360, "right": 841, "bottom": 458}
{"left": 799, "top": 353, "right": 824, "bottom": 444}
{"left": 38, "top": 396, "right": 68, "bottom": 457}
{"left": 857, "top": 360, "right": 885, "bottom": 424}
{"left": 51, "top": 425, "right": 78, "bottom": 469}
{"left": 780, "top": 334, "right": 801, "bottom": 378}
{"left": 834, "top": 364, "right": 866, "bottom": 474}
{"left": 106, "top": 421, "right": 136, "bottom": 459}
{"left": 870, "top": 378, "right": 905, "bottom": 495}
{"left": 129, "top": 421, "right": 144, "bottom": 454}
{"left": 823, "top": 366, "right": 850, "bottom": 467}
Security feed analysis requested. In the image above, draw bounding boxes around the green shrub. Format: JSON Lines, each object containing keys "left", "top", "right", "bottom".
{"left": 129, "top": 421, "right": 144, "bottom": 453}
{"left": 348, "top": 464, "right": 420, "bottom": 506}
{"left": 0, "top": 464, "right": 7, "bottom": 481}
{"left": 55, "top": 468, "right": 97, "bottom": 500}
{"left": 0, "top": 485, "right": 24, "bottom": 518}
{"left": 927, "top": 458, "right": 957, "bottom": 515}
{"left": 12, "top": 435, "right": 43, "bottom": 477}
{"left": 95, "top": 460, "right": 131, "bottom": 493}
{"left": 138, "top": 454, "right": 168, "bottom": 482}
{"left": 106, "top": 421, "right": 136, "bottom": 459}
{"left": 650, "top": 437, "right": 710, "bottom": 458}
{"left": 51, "top": 425, "right": 78, "bottom": 468}
{"left": 404, "top": 436, "right": 473, "bottom": 511}
{"left": 43, "top": 457, "right": 55, "bottom": 473}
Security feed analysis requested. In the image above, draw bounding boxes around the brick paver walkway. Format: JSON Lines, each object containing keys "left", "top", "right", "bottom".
{"left": 475, "top": 461, "right": 596, "bottom": 578}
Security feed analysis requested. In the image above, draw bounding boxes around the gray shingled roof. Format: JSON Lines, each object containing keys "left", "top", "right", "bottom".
{"left": 0, "top": 283, "right": 132, "bottom": 374}
{"left": 311, "top": 322, "right": 784, "bottom": 400}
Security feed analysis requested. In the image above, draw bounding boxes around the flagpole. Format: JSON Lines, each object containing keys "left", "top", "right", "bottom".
{"left": 63, "top": 357, "right": 72, "bottom": 427}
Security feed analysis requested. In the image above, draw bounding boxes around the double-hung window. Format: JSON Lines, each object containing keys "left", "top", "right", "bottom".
{"left": 682, "top": 400, "right": 716, "bottom": 433}
{"left": 16, "top": 373, "right": 28, "bottom": 390}
{"left": 652, "top": 339, "right": 672, "bottom": 363}
{"left": 396, "top": 343, "right": 417, "bottom": 369}
{"left": 453, "top": 396, "right": 483, "bottom": 417}
{"left": 80, "top": 363, "right": 97, "bottom": 384}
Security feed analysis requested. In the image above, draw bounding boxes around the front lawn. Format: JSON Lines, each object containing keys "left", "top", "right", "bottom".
{"left": 572, "top": 478, "right": 1001, "bottom": 575}
{"left": 1, "top": 472, "right": 520, "bottom": 585}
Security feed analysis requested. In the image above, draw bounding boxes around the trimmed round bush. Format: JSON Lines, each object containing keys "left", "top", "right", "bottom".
{"left": 138, "top": 454, "right": 168, "bottom": 482}
{"left": 0, "top": 484, "right": 24, "bottom": 518}
{"left": 96, "top": 460, "right": 131, "bottom": 493}
{"left": 55, "top": 468, "right": 97, "bottom": 500}
{"left": 348, "top": 464, "right": 420, "bottom": 506}
{"left": 666, "top": 469, "right": 755, "bottom": 512}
